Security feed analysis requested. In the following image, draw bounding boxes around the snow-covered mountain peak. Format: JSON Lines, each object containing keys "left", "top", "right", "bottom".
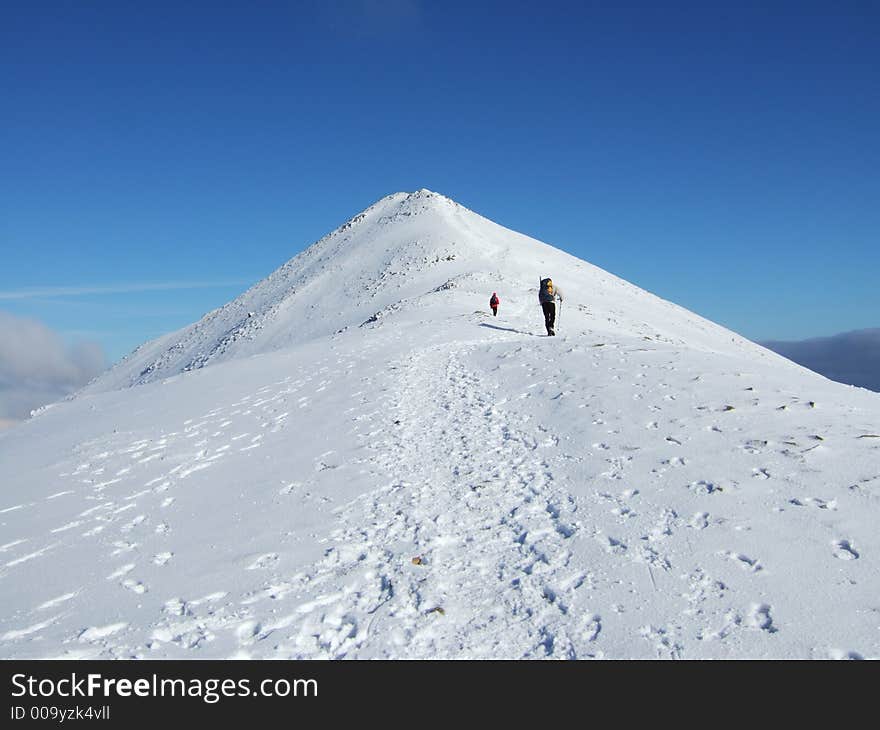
{"left": 369, "top": 188, "right": 463, "bottom": 228}
{"left": 347, "top": 188, "right": 458, "bottom": 224}
{"left": 83, "top": 190, "right": 778, "bottom": 395}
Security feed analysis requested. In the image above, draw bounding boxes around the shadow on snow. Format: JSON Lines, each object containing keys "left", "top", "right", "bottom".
{"left": 479, "top": 323, "right": 536, "bottom": 336}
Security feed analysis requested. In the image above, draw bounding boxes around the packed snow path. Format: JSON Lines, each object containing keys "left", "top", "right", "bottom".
{"left": 287, "top": 336, "right": 588, "bottom": 658}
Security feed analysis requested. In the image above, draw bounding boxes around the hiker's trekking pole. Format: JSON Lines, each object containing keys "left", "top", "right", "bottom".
{"left": 558, "top": 299, "right": 562, "bottom": 328}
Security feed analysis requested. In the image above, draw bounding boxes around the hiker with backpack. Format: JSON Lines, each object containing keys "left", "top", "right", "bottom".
{"left": 489, "top": 292, "right": 500, "bottom": 316}
{"left": 538, "top": 277, "right": 563, "bottom": 336}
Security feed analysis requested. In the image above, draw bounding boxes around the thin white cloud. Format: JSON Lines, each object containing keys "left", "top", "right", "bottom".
{"left": 0, "top": 311, "right": 108, "bottom": 420}
{"left": 0, "top": 280, "right": 252, "bottom": 300}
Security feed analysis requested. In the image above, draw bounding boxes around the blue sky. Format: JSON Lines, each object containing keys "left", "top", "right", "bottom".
{"left": 2, "top": 0, "right": 878, "bottom": 363}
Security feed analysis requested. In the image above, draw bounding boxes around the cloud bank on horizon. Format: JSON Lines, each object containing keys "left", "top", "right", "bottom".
{"left": 762, "top": 328, "right": 880, "bottom": 393}
{"left": 0, "top": 311, "right": 107, "bottom": 424}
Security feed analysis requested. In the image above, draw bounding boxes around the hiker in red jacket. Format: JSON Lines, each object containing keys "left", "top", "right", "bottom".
{"left": 489, "top": 292, "right": 500, "bottom": 316}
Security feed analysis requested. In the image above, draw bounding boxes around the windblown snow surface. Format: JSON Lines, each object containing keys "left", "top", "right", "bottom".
{"left": 2, "top": 190, "right": 878, "bottom": 659}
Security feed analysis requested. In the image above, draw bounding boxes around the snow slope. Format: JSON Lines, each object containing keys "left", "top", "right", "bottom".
{"left": 1, "top": 191, "right": 879, "bottom": 659}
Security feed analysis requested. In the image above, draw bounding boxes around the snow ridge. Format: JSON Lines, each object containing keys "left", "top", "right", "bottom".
{"left": 2, "top": 191, "right": 878, "bottom": 660}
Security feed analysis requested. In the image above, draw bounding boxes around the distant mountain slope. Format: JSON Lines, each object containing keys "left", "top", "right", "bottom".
{"left": 763, "top": 329, "right": 880, "bottom": 393}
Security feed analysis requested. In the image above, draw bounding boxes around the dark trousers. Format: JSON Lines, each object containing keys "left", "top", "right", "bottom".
{"left": 541, "top": 302, "right": 556, "bottom": 332}
{"left": 491, "top": 306, "right": 498, "bottom": 316}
